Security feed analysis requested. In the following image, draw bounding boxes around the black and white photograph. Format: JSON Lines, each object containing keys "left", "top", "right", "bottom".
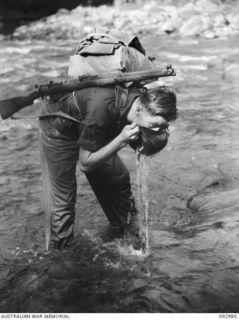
{"left": 0, "top": 0, "right": 239, "bottom": 316}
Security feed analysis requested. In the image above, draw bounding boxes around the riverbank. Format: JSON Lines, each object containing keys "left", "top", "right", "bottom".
{"left": 6, "top": 0, "right": 239, "bottom": 41}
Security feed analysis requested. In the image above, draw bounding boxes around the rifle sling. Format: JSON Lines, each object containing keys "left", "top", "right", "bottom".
{"left": 11, "top": 93, "right": 82, "bottom": 123}
{"left": 72, "top": 91, "right": 84, "bottom": 121}
{"left": 11, "top": 111, "right": 81, "bottom": 123}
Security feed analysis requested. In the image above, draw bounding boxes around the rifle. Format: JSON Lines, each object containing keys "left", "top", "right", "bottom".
{"left": 0, "top": 65, "right": 176, "bottom": 120}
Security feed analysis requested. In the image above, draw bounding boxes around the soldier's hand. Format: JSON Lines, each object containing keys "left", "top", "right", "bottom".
{"left": 120, "top": 123, "right": 140, "bottom": 145}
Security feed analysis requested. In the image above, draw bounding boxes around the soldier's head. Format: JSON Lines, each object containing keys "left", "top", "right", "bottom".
{"left": 128, "top": 85, "right": 177, "bottom": 130}
{"left": 128, "top": 85, "right": 177, "bottom": 156}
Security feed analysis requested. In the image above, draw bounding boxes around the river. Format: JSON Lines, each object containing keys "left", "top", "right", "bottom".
{"left": 0, "top": 31, "right": 239, "bottom": 312}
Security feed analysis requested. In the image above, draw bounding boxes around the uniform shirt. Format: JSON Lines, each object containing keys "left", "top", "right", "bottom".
{"left": 75, "top": 86, "right": 140, "bottom": 152}
{"left": 40, "top": 86, "right": 141, "bottom": 150}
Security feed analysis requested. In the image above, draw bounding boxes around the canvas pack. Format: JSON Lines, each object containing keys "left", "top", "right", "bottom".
{"left": 67, "top": 32, "right": 155, "bottom": 78}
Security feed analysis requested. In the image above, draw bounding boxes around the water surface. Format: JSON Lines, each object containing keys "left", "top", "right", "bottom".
{"left": 0, "top": 33, "right": 239, "bottom": 312}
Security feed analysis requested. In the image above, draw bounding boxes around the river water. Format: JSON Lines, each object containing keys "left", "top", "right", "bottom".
{"left": 0, "top": 32, "right": 239, "bottom": 313}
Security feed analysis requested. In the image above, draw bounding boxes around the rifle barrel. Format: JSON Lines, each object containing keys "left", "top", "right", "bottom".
{"left": 38, "top": 67, "right": 176, "bottom": 95}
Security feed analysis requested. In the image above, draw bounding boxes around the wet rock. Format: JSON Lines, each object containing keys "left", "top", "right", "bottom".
{"left": 223, "top": 63, "right": 239, "bottom": 82}
{"left": 206, "top": 270, "right": 239, "bottom": 303}
{"left": 214, "top": 25, "right": 235, "bottom": 38}
{"left": 161, "top": 20, "right": 177, "bottom": 35}
{"left": 203, "top": 29, "right": 217, "bottom": 39}
{"left": 226, "top": 12, "right": 239, "bottom": 31}
{"left": 179, "top": 15, "right": 205, "bottom": 37}
{"left": 179, "top": 2, "right": 198, "bottom": 18}
{"left": 196, "top": 0, "right": 218, "bottom": 13}
{"left": 7, "top": 0, "right": 239, "bottom": 41}
{"left": 213, "top": 13, "right": 227, "bottom": 28}
{"left": 206, "top": 57, "right": 223, "bottom": 69}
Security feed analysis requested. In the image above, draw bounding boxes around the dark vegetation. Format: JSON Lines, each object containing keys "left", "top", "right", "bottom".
{"left": 0, "top": 0, "right": 113, "bottom": 29}
{"left": 0, "top": 0, "right": 114, "bottom": 34}
{"left": 0, "top": 0, "right": 114, "bottom": 14}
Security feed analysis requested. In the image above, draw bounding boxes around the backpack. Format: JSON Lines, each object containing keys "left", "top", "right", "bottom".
{"left": 68, "top": 32, "right": 156, "bottom": 78}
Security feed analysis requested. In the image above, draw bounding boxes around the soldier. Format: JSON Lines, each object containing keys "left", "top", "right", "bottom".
{"left": 39, "top": 83, "right": 177, "bottom": 250}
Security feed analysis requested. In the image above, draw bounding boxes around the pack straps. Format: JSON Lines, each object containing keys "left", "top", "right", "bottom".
{"left": 40, "top": 110, "right": 82, "bottom": 123}
{"left": 72, "top": 91, "right": 83, "bottom": 121}
{"left": 11, "top": 92, "right": 82, "bottom": 123}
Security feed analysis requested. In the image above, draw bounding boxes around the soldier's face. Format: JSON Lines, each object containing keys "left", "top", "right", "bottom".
{"left": 135, "top": 108, "right": 169, "bottom": 131}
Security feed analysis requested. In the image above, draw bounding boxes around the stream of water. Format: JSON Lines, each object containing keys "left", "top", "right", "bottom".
{"left": 136, "top": 152, "right": 151, "bottom": 255}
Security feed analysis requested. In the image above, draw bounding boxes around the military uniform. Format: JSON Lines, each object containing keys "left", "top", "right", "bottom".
{"left": 39, "top": 85, "right": 141, "bottom": 249}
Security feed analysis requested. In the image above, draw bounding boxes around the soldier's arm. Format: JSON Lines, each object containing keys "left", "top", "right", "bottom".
{"left": 79, "top": 123, "right": 139, "bottom": 172}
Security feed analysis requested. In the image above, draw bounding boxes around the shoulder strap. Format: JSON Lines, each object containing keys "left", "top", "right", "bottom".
{"left": 40, "top": 111, "right": 81, "bottom": 123}
{"left": 72, "top": 91, "right": 83, "bottom": 121}
{"left": 115, "top": 85, "right": 129, "bottom": 117}
{"left": 85, "top": 33, "right": 126, "bottom": 45}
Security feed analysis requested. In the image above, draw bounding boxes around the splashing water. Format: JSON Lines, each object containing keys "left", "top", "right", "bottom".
{"left": 117, "top": 151, "right": 151, "bottom": 259}
{"left": 136, "top": 151, "right": 151, "bottom": 255}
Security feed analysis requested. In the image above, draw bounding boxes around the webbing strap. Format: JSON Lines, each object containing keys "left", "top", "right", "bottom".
{"left": 84, "top": 32, "right": 126, "bottom": 45}
{"left": 12, "top": 110, "right": 82, "bottom": 123}
{"left": 40, "top": 111, "right": 81, "bottom": 123}
{"left": 11, "top": 114, "right": 41, "bottom": 120}
{"left": 72, "top": 91, "right": 84, "bottom": 121}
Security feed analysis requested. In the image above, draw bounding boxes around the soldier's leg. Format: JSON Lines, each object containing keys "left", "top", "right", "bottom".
{"left": 84, "top": 154, "right": 138, "bottom": 229}
{"left": 39, "top": 133, "right": 79, "bottom": 250}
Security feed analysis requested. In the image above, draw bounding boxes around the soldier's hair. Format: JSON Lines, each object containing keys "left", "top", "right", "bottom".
{"left": 138, "top": 85, "right": 177, "bottom": 122}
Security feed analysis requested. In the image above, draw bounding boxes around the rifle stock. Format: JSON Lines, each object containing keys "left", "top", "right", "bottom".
{"left": 0, "top": 66, "right": 176, "bottom": 120}
{"left": 0, "top": 91, "right": 41, "bottom": 120}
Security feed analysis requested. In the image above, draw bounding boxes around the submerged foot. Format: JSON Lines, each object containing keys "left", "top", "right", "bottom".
{"left": 123, "top": 224, "right": 141, "bottom": 250}
{"left": 103, "top": 223, "right": 141, "bottom": 249}
{"left": 103, "top": 225, "right": 125, "bottom": 241}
